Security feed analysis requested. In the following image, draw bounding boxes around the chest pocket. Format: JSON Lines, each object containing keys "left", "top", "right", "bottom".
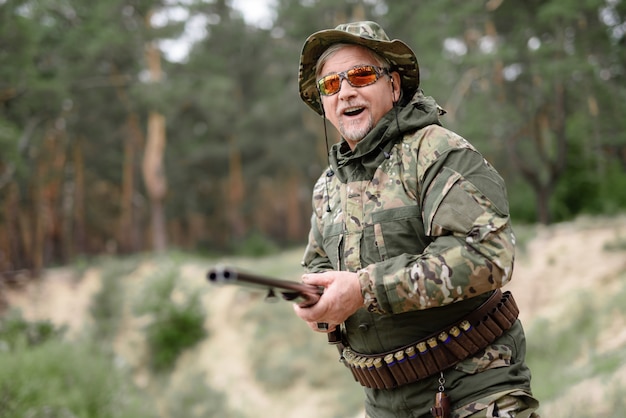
{"left": 363, "top": 205, "right": 431, "bottom": 263}
{"left": 322, "top": 222, "right": 344, "bottom": 270}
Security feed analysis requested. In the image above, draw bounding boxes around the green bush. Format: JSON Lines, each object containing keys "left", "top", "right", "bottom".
{"left": 0, "top": 309, "right": 66, "bottom": 350}
{"left": 234, "top": 231, "right": 280, "bottom": 257}
{"left": 90, "top": 258, "right": 140, "bottom": 341}
{"left": 0, "top": 337, "right": 156, "bottom": 418}
{"left": 163, "top": 371, "right": 240, "bottom": 418}
{"left": 507, "top": 178, "right": 538, "bottom": 224}
{"left": 134, "top": 263, "right": 207, "bottom": 372}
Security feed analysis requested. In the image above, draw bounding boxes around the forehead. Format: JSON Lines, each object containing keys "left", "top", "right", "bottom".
{"left": 318, "top": 45, "right": 379, "bottom": 76}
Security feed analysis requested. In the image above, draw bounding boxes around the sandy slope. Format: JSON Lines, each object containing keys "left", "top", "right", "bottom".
{"left": 506, "top": 216, "right": 626, "bottom": 326}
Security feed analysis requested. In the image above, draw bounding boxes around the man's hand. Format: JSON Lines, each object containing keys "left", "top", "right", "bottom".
{"left": 293, "top": 271, "right": 364, "bottom": 333}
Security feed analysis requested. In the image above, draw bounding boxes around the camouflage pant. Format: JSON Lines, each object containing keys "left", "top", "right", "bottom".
{"left": 364, "top": 391, "right": 540, "bottom": 418}
{"left": 452, "top": 392, "right": 540, "bottom": 418}
{"left": 462, "top": 392, "right": 540, "bottom": 418}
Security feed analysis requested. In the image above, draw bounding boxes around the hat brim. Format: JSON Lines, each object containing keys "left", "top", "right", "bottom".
{"left": 298, "top": 28, "right": 420, "bottom": 115}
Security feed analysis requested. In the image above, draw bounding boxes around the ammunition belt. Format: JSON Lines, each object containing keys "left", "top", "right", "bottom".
{"left": 342, "top": 289, "right": 519, "bottom": 390}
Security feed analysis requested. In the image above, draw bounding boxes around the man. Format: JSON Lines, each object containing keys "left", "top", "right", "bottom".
{"left": 293, "top": 21, "right": 539, "bottom": 418}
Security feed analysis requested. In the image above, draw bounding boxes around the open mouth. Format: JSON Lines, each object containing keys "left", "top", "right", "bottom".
{"left": 343, "top": 107, "right": 365, "bottom": 117}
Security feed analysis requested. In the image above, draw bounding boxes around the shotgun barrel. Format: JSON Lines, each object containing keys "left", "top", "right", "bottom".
{"left": 207, "top": 265, "right": 323, "bottom": 307}
{"left": 206, "top": 265, "right": 342, "bottom": 345}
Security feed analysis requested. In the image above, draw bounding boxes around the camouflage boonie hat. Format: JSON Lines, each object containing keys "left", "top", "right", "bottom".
{"left": 298, "top": 21, "right": 420, "bottom": 115}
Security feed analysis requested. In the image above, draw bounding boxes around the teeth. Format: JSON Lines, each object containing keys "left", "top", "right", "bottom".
{"left": 344, "top": 107, "right": 364, "bottom": 115}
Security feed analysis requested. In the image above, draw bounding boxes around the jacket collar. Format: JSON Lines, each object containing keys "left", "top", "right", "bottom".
{"left": 329, "top": 90, "right": 442, "bottom": 183}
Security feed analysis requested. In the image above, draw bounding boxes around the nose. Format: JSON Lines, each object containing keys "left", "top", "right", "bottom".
{"left": 337, "top": 78, "right": 357, "bottom": 99}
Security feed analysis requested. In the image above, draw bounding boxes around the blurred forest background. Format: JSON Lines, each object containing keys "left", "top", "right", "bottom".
{"left": 1, "top": 0, "right": 626, "bottom": 274}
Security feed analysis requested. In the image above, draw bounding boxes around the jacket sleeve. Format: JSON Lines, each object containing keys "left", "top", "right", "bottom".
{"left": 359, "top": 143, "right": 515, "bottom": 315}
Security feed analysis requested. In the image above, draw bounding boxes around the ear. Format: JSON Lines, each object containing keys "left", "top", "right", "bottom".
{"left": 390, "top": 71, "right": 401, "bottom": 103}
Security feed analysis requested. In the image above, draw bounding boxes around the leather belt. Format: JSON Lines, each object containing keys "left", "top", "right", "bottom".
{"left": 341, "top": 289, "right": 519, "bottom": 390}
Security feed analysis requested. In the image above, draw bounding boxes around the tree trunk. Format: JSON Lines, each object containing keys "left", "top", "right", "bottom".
{"left": 72, "top": 137, "right": 86, "bottom": 253}
{"left": 111, "top": 64, "right": 144, "bottom": 254}
{"left": 535, "top": 186, "right": 552, "bottom": 225}
{"left": 142, "top": 11, "right": 168, "bottom": 253}
{"left": 228, "top": 135, "right": 245, "bottom": 239}
{"left": 120, "top": 113, "right": 143, "bottom": 252}
{"left": 143, "top": 111, "right": 168, "bottom": 253}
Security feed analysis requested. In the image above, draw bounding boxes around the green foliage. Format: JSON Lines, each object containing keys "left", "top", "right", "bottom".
{"left": 90, "top": 257, "right": 140, "bottom": 341}
{"left": 597, "top": 161, "right": 626, "bottom": 214}
{"left": 0, "top": 309, "right": 66, "bottom": 351}
{"left": 163, "top": 371, "right": 240, "bottom": 418}
{"left": 233, "top": 231, "right": 280, "bottom": 257}
{"left": 2, "top": 0, "right": 626, "bottom": 268}
{"left": 550, "top": 142, "right": 596, "bottom": 222}
{"left": 0, "top": 339, "right": 157, "bottom": 418}
{"left": 508, "top": 179, "right": 539, "bottom": 224}
{"left": 134, "top": 263, "right": 207, "bottom": 372}
{"left": 553, "top": 154, "right": 626, "bottom": 221}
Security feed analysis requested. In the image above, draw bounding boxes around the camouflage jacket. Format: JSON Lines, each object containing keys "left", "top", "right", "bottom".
{"left": 302, "top": 90, "right": 515, "bottom": 354}
{"left": 301, "top": 91, "right": 534, "bottom": 416}
{"left": 301, "top": 91, "right": 534, "bottom": 417}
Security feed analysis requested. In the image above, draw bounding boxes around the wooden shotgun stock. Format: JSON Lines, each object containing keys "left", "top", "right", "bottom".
{"left": 206, "top": 266, "right": 342, "bottom": 345}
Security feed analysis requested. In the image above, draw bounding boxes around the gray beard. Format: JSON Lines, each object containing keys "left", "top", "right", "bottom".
{"left": 339, "top": 115, "right": 374, "bottom": 143}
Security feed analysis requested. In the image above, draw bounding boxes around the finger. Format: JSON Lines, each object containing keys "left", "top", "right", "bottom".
{"left": 293, "top": 302, "right": 317, "bottom": 321}
{"left": 294, "top": 304, "right": 322, "bottom": 323}
{"left": 301, "top": 272, "right": 332, "bottom": 286}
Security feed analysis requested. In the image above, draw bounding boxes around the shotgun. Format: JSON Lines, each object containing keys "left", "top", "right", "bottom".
{"left": 206, "top": 265, "right": 342, "bottom": 344}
